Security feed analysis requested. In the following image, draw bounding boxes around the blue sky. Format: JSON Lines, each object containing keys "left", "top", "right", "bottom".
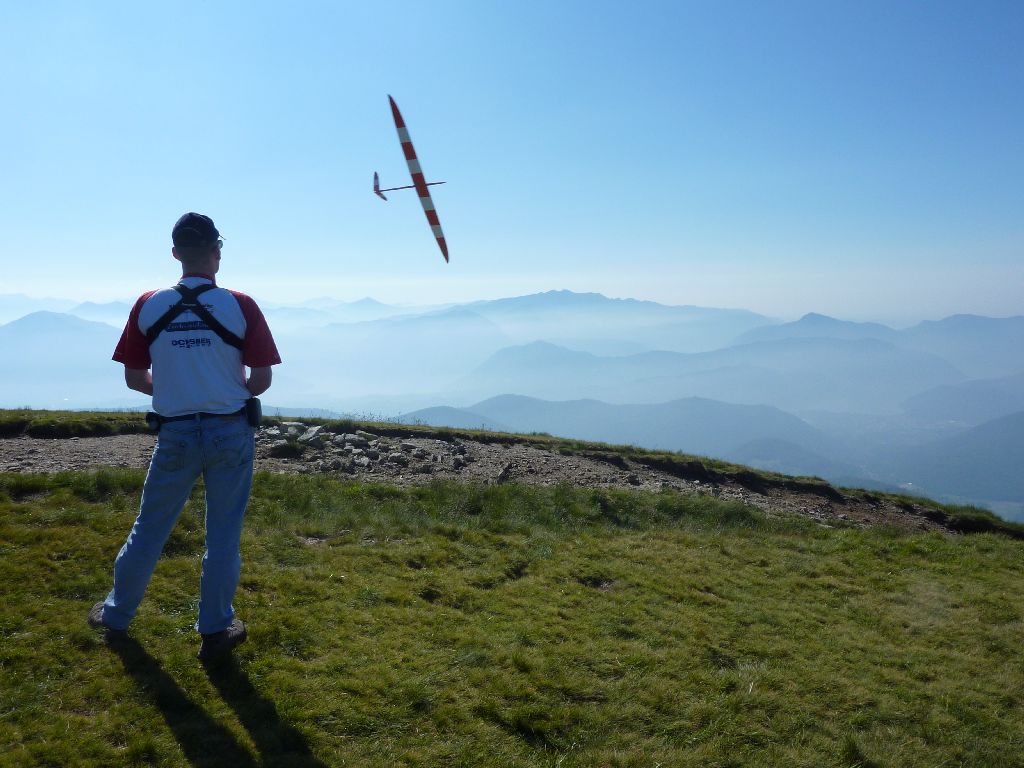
{"left": 2, "top": 1, "right": 1022, "bottom": 323}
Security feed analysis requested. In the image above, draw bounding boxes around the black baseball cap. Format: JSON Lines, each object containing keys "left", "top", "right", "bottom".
{"left": 172, "top": 212, "right": 221, "bottom": 247}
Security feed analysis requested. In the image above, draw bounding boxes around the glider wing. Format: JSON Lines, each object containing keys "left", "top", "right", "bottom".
{"left": 389, "top": 95, "right": 449, "bottom": 262}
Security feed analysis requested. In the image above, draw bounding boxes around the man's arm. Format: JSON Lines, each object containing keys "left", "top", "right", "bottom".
{"left": 246, "top": 366, "right": 272, "bottom": 396}
{"left": 125, "top": 368, "right": 154, "bottom": 395}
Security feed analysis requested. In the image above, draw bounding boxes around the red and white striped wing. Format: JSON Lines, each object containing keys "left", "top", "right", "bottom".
{"left": 389, "top": 96, "right": 449, "bottom": 262}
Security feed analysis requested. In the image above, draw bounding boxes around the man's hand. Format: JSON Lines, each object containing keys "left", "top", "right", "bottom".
{"left": 125, "top": 368, "right": 154, "bottom": 395}
{"left": 246, "top": 366, "right": 272, "bottom": 396}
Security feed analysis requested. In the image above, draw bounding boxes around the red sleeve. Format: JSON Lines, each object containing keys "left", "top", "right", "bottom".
{"left": 112, "top": 291, "right": 157, "bottom": 368}
{"left": 230, "top": 291, "right": 282, "bottom": 367}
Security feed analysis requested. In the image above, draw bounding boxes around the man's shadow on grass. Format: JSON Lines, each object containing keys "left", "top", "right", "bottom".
{"left": 204, "top": 653, "right": 330, "bottom": 767}
{"left": 110, "top": 636, "right": 328, "bottom": 768}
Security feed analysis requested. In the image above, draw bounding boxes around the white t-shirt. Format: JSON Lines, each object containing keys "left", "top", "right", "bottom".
{"left": 113, "top": 275, "right": 281, "bottom": 417}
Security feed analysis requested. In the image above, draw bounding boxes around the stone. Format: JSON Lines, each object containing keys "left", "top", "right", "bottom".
{"left": 268, "top": 440, "right": 303, "bottom": 459}
{"left": 453, "top": 456, "right": 467, "bottom": 470}
{"left": 400, "top": 442, "right": 417, "bottom": 452}
{"left": 412, "top": 448, "right": 428, "bottom": 460}
{"left": 388, "top": 452, "right": 410, "bottom": 466}
{"left": 298, "top": 426, "right": 326, "bottom": 445}
{"left": 354, "top": 456, "right": 371, "bottom": 468}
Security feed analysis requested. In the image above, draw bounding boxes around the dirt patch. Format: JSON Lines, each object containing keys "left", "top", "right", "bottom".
{"left": 0, "top": 424, "right": 952, "bottom": 534}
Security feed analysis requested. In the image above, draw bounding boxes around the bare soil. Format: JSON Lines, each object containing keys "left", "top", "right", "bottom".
{"left": 0, "top": 423, "right": 954, "bottom": 534}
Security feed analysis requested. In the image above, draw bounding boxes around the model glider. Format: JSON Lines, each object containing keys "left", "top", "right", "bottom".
{"left": 373, "top": 95, "right": 449, "bottom": 262}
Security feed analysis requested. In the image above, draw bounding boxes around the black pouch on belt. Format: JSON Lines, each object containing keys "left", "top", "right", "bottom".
{"left": 245, "top": 397, "right": 262, "bottom": 427}
{"left": 145, "top": 412, "right": 162, "bottom": 433}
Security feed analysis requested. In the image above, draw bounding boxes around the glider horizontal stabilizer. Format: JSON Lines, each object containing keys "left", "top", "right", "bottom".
{"left": 373, "top": 171, "right": 388, "bottom": 201}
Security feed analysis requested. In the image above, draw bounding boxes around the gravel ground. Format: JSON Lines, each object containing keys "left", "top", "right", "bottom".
{"left": 0, "top": 422, "right": 952, "bottom": 534}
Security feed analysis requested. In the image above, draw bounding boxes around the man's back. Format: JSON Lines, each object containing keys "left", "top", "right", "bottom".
{"left": 114, "top": 276, "right": 279, "bottom": 416}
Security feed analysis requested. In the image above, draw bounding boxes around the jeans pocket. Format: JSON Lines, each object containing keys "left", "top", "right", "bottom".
{"left": 153, "top": 435, "right": 191, "bottom": 472}
{"left": 210, "top": 424, "right": 255, "bottom": 468}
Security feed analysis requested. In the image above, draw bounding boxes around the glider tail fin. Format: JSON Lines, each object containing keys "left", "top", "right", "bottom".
{"left": 373, "top": 171, "right": 388, "bottom": 201}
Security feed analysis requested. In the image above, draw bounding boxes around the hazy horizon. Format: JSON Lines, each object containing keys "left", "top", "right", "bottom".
{"left": 3, "top": 284, "right": 1020, "bottom": 330}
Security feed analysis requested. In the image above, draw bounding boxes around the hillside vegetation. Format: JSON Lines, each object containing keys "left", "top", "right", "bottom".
{"left": 0, "top": 408, "right": 148, "bottom": 439}
{"left": 3, "top": 408, "right": 1020, "bottom": 540}
{"left": 2, "top": 464, "right": 1023, "bottom": 766}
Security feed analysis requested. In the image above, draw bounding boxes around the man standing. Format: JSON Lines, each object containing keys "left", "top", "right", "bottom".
{"left": 89, "top": 212, "right": 281, "bottom": 662}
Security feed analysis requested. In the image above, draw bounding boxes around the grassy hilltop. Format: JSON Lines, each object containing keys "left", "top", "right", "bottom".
{"left": 1, "top": 412, "right": 1023, "bottom": 766}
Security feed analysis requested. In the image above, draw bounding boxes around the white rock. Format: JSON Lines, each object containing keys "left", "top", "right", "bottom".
{"left": 298, "top": 426, "right": 326, "bottom": 445}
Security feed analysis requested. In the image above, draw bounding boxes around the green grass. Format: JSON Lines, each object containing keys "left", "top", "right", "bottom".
{"left": 0, "top": 409, "right": 149, "bottom": 439}
{"left": 1, "top": 470, "right": 1023, "bottom": 767}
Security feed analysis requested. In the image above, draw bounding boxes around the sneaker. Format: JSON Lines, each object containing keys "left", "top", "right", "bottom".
{"left": 87, "top": 601, "right": 128, "bottom": 641}
{"left": 198, "top": 618, "right": 247, "bottom": 663}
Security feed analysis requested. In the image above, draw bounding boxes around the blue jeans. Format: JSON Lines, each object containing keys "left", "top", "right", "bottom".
{"left": 102, "top": 414, "right": 255, "bottom": 634}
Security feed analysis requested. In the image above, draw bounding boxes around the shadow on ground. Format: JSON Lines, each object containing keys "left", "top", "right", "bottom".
{"left": 111, "top": 636, "right": 329, "bottom": 767}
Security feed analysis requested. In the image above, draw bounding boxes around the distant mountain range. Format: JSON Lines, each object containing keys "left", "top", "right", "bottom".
{"left": 459, "top": 290, "right": 769, "bottom": 353}
{"left": 902, "top": 371, "right": 1024, "bottom": 427}
{"left": 262, "top": 297, "right": 435, "bottom": 328}
{"left": 898, "top": 315, "right": 1024, "bottom": 379}
{"left": 401, "top": 393, "right": 870, "bottom": 484}
{"left": 403, "top": 394, "right": 834, "bottom": 460}
{"left": 0, "top": 311, "right": 137, "bottom": 409}
{"left": 1, "top": 290, "right": 1021, "bottom": 519}
{"left": 735, "top": 312, "right": 898, "bottom": 344}
{"left": 0, "top": 293, "right": 77, "bottom": 324}
{"left": 66, "top": 301, "right": 133, "bottom": 328}
{"left": 734, "top": 311, "right": 1024, "bottom": 380}
{"left": 401, "top": 405, "right": 512, "bottom": 433}
{"left": 455, "top": 337, "right": 964, "bottom": 413}
{"left": 887, "top": 411, "right": 1024, "bottom": 504}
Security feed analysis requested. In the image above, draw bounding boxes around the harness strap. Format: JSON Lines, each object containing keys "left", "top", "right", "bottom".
{"left": 144, "top": 284, "right": 244, "bottom": 350}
